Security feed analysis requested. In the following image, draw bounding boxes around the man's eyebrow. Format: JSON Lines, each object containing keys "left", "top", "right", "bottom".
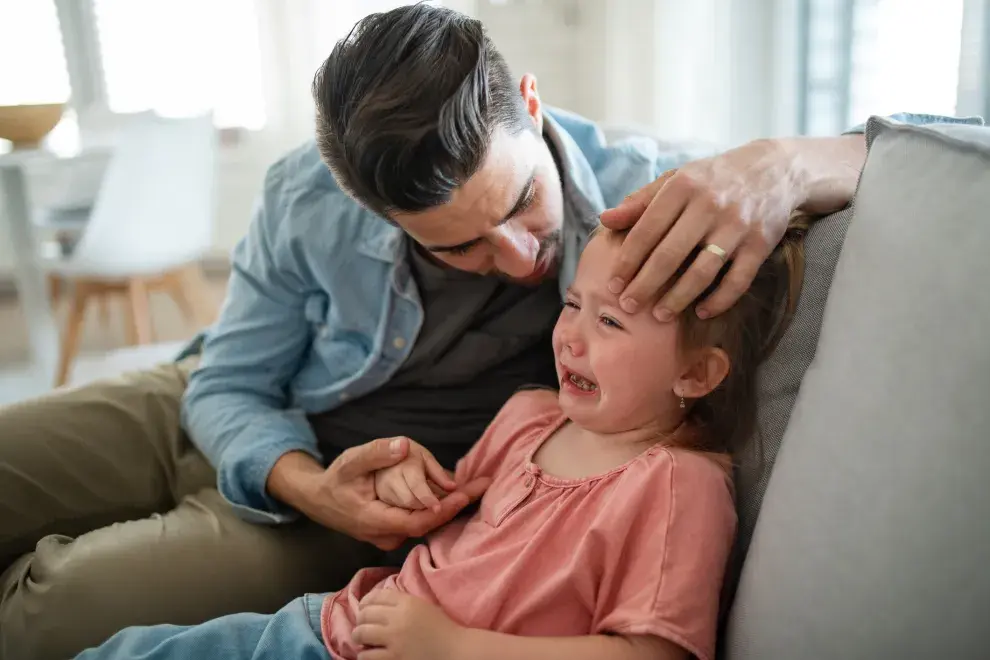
{"left": 426, "top": 171, "right": 536, "bottom": 253}
{"left": 504, "top": 172, "right": 536, "bottom": 221}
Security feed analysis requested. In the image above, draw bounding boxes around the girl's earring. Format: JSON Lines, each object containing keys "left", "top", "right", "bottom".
{"left": 678, "top": 392, "right": 685, "bottom": 409}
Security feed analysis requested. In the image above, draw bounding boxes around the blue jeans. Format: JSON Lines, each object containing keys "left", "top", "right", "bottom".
{"left": 75, "top": 594, "right": 332, "bottom": 660}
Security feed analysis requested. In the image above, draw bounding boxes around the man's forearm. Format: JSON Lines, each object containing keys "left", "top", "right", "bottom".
{"left": 452, "top": 628, "right": 686, "bottom": 660}
{"left": 777, "top": 133, "right": 867, "bottom": 215}
{"left": 266, "top": 450, "right": 325, "bottom": 511}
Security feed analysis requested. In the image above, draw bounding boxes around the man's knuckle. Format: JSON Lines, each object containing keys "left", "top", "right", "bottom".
{"left": 724, "top": 208, "right": 749, "bottom": 231}
{"left": 670, "top": 171, "right": 699, "bottom": 194}
{"left": 696, "top": 188, "right": 722, "bottom": 211}
{"left": 615, "top": 252, "right": 640, "bottom": 275}
{"left": 653, "top": 246, "right": 682, "bottom": 270}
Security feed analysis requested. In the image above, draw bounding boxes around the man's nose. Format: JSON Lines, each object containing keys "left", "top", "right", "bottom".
{"left": 490, "top": 226, "right": 538, "bottom": 278}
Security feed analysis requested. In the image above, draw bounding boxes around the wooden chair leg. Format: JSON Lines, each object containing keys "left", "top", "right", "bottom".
{"left": 48, "top": 274, "right": 62, "bottom": 308}
{"left": 170, "top": 265, "right": 215, "bottom": 329}
{"left": 125, "top": 278, "right": 154, "bottom": 345}
{"left": 97, "top": 294, "right": 111, "bottom": 328}
{"left": 123, "top": 290, "right": 138, "bottom": 346}
{"left": 164, "top": 271, "right": 196, "bottom": 327}
{"left": 55, "top": 285, "right": 90, "bottom": 387}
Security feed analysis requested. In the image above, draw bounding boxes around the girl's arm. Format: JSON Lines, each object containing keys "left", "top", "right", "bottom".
{"left": 452, "top": 628, "right": 688, "bottom": 660}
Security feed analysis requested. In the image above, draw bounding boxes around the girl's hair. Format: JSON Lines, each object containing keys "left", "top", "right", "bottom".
{"left": 598, "top": 216, "right": 809, "bottom": 458}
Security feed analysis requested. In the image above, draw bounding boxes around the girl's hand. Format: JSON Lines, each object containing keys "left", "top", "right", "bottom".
{"left": 374, "top": 442, "right": 458, "bottom": 512}
{"left": 353, "top": 589, "right": 465, "bottom": 660}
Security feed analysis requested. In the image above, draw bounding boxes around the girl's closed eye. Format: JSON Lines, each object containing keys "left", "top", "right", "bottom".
{"left": 599, "top": 314, "right": 623, "bottom": 330}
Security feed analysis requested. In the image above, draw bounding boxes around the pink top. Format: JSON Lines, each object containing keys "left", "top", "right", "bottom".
{"left": 321, "top": 389, "right": 737, "bottom": 660}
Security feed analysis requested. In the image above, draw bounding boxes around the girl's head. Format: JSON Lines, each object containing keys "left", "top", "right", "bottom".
{"left": 553, "top": 220, "right": 807, "bottom": 456}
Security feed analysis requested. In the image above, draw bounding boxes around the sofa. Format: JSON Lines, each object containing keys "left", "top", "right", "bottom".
{"left": 674, "top": 116, "right": 990, "bottom": 658}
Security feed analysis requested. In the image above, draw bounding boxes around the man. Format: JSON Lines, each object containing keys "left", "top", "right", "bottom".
{"left": 0, "top": 4, "right": 958, "bottom": 659}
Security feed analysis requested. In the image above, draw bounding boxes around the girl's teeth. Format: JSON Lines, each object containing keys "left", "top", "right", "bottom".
{"left": 568, "top": 373, "right": 596, "bottom": 391}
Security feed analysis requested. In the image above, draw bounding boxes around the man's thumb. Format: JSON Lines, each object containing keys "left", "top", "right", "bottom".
{"left": 337, "top": 436, "right": 408, "bottom": 480}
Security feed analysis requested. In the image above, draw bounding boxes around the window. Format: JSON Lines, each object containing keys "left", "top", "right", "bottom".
{"left": 93, "top": 0, "right": 265, "bottom": 129}
{"left": 0, "top": 0, "right": 71, "bottom": 105}
{"left": 0, "top": 0, "right": 265, "bottom": 130}
{"left": 798, "top": 0, "right": 967, "bottom": 135}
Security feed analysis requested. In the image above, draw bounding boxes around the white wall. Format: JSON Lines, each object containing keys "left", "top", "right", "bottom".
{"left": 476, "top": 0, "right": 789, "bottom": 144}
{"left": 1, "top": 0, "right": 790, "bottom": 279}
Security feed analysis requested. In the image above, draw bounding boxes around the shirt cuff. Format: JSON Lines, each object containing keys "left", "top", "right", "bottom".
{"left": 217, "top": 437, "right": 324, "bottom": 525}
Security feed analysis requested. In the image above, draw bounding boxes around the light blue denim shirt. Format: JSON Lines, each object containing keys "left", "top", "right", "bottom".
{"left": 180, "top": 108, "right": 982, "bottom": 524}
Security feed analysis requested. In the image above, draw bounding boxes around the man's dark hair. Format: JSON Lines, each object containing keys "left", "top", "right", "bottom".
{"left": 312, "top": 3, "right": 532, "bottom": 216}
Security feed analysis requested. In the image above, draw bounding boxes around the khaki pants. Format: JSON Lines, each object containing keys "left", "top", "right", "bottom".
{"left": 0, "top": 360, "right": 382, "bottom": 660}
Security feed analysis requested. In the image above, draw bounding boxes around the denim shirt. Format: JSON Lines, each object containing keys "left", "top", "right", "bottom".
{"left": 180, "top": 109, "right": 981, "bottom": 524}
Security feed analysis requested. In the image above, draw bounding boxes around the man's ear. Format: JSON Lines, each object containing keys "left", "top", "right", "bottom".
{"left": 675, "top": 347, "right": 730, "bottom": 400}
{"left": 519, "top": 73, "right": 543, "bottom": 132}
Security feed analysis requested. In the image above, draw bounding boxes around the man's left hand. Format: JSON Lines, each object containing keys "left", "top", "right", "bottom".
{"left": 600, "top": 134, "right": 864, "bottom": 320}
{"left": 353, "top": 590, "right": 465, "bottom": 660}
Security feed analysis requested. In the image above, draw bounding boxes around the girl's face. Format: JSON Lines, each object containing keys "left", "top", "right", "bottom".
{"left": 552, "top": 233, "right": 703, "bottom": 435}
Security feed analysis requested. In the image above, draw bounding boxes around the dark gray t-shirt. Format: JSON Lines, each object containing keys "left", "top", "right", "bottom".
{"left": 307, "top": 243, "right": 561, "bottom": 468}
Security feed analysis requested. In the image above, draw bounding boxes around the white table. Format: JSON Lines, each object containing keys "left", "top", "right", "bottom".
{"left": 0, "top": 144, "right": 108, "bottom": 386}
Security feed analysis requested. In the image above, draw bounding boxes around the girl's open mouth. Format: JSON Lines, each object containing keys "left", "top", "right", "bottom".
{"left": 562, "top": 369, "right": 598, "bottom": 395}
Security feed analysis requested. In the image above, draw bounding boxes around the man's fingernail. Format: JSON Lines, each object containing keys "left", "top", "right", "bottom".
{"left": 608, "top": 278, "right": 625, "bottom": 294}
{"left": 654, "top": 307, "right": 674, "bottom": 322}
{"left": 389, "top": 438, "right": 402, "bottom": 454}
{"left": 620, "top": 297, "right": 639, "bottom": 313}
{"left": 696, "top": 307, "right": 710, "bottom": 320}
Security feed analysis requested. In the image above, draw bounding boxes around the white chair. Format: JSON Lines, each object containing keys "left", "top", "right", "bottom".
{"left": 42, "top": 112, "right": 218, "bottom": 386}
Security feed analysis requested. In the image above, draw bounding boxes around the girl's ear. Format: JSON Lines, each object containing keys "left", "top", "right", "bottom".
{"left": 674, "top": 347, "right": 730, "bottom": 400}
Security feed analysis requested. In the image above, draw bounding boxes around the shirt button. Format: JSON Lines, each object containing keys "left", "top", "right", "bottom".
{"left": 524, "top": 476, "right": 534, "bottom": 488}
{"left": 339, "top": 392, "right": 350, "bottom": 402}
{"left": 318, "top": 325, "right": 329, "bottom": 338}
{"left": 392, "top": 336, "right": 407, "bottom": 350}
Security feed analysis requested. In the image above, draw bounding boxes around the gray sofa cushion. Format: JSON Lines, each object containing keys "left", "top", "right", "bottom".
{"left": 722, "top": 119, "right": 911, "bottom": 616}
{"left": 724, "top": 118, "right": 990, "bottom": 658}
{"left": 723, "top": 205, "right": 853, "bottom": 611}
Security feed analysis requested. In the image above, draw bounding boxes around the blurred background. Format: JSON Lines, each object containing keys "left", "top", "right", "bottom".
{"left": 0, "top": 0, "right": 986, "bottom": 401}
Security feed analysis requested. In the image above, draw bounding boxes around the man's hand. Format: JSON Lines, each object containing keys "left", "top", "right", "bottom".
{"left": 352, "top": 589, "right": 465, "bottom": 660}
{"left": 375, "top": 444, "right": 458, "bottom": 513}
{"left": 267, "top": 439, "right": 489, "bottom": 551}
{"left": 600, "top": 134, "right": 865, "bottom": 320}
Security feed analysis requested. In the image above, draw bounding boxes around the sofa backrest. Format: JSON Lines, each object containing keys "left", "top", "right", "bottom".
{"left": 724, "top": 117, "right": 990, "bottom": 658}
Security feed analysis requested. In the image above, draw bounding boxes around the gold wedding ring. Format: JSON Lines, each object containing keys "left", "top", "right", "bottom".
{"left": 703, "top": 243, "right": 728, "bottom": 261}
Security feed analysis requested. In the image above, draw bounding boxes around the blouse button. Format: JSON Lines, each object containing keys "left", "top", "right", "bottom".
{"left": 524, "top": 475, "right": 535, "bottom": 488}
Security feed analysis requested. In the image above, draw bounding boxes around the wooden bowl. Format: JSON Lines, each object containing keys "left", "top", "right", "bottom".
{"left": 0, "top": 103, "right": 66, "bottom": 149}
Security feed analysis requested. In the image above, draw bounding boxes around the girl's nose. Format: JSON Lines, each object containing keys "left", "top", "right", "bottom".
{"left": 559, "top": 322, "right": 586, "bottom": 357}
